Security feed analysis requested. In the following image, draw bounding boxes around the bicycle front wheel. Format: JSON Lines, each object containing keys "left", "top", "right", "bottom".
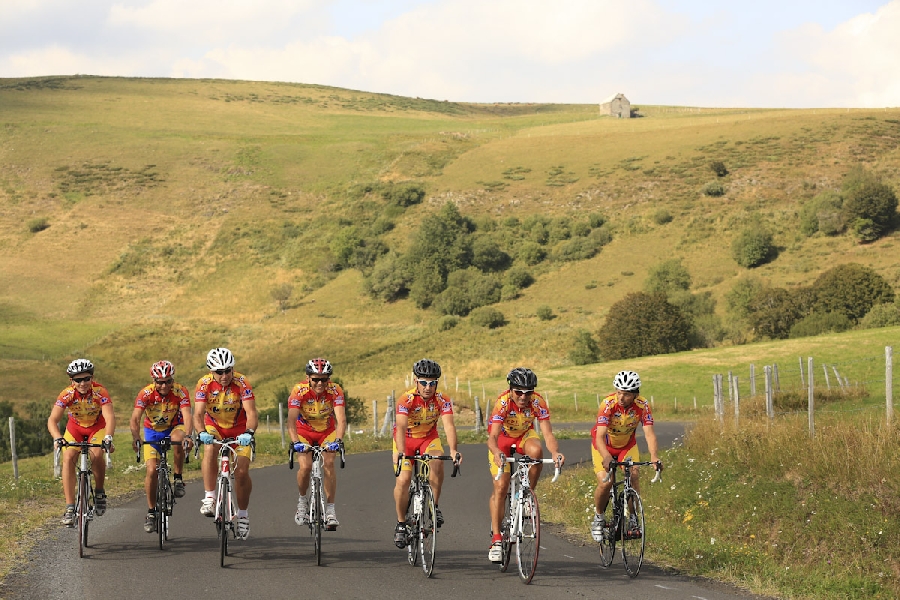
{"left": 219, "top": 480, "right": 230, "bottom": 567}
{"left": 598, "top": 493, "right": 617, "bottom": 568}
{"left": 77, "top": 473, "right": 91, "bottom": 558}
{"left": 499, "top": 492, "right": 512, "bottom": 572}
{"left": 516, "top": 488, "right": 540, "bottom": 584}
{"left": 621, "top": 489, "right": 645, "bottom": 578}
{"left": 312, "top": 480, "right": 323, "bottom": 566}
{"left": 157, "top": 476, "right": 171, "bottom": 549}
{"left": 405, "top": 488, "right": 418, "bottom": 567}
{"left": 420, "top": 485, "right": 437, "bottom": 578}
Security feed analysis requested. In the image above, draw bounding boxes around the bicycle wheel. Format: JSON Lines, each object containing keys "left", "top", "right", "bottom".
{"left": 516, "top": 488, "right": 540, "bottom": 584}
{"left": 499, "top": 492, "right": 512, "bottom": 572}
{"left": 157, "top": 475, "right": 171, "bottom": 549}
{"left": 420, "top": 485, "right": 436, "bottom": 578}
{"left": 219, "top": 480, "right": 230, "bottom": 567}
{"left": 621, "top": 489, "right": 645, "bottom": 578}
{"left": 77, "top": 473, "right": 90, "bottom": 558}
{"left": 312, "top": 480, "right": 322, "bottom": 566}
{"left": 598, "top": 493, "right": 617, "bottom": 568}
{"left": 405, "top": 487, "right": 418, "bottom": 567}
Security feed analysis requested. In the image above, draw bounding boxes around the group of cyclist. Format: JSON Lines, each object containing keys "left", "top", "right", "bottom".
{"left": 49, "top": 351, "right": 661, "bottom": 559}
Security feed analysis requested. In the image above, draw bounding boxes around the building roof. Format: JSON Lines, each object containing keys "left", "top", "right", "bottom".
{"left": 600, "top": 93, "right": 628, "bottom": 103}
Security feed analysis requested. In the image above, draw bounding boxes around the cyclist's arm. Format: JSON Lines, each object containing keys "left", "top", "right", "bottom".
{"left": 242, "top": 398, "right": 259, "bottom": 432}
{"left": 287, "top": 407, "right": 301, "bottom": 444}
{"left": 393, "top": 412, "right": 409, "bottom": 461}
{"left": 193, "top": 400, "right": 207, "bottom": 434}
{"left": 486, "top": 421, "right": 503, "bottom": 464}
{"left": 129, "top": 406, "right": 144, "bottom": 447}
{"left": 333, "top": 403, "right": 347, "bottom": 440}
{"left": 538, "top": 419, "right": 564, "bottom": 466}
{"left": 179, "top": 405, "right": 193, "bottom": 437}
{"left": 441, "top": 412, "right": 460, "bottom": 461}
{"left": 643, "top": 423, "right": 660, "bottom": 465}
{"left": 101, "top": 403, "right": 116, "bottom": 440}
{"left": 47, "top": 404, "right": 66, "bottom": 440}
{"left": 593, "top": 424, "right": 613, "bottom": 470}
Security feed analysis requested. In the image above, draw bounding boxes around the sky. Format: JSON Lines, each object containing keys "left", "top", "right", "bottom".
{"left": 1, "top": 0, "right": 898, "bottom": 108}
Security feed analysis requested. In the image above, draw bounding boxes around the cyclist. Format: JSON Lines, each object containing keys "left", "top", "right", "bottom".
{"left": 194, "top": 347, "right": 258, "bottom": 539}
{"left": 392, "top": 358, "right": 462, "bottom": 548}
{"left": 130, "top": 360, "right": 194, "bottom": 533}
{"left": 288, "top": 357, "right": 347, "bottom": 530}
{"left": 486, "top": 367, "right": 565, "bottom": 562}
{"left": 591, "top": 370, "right": 661, "bottom": 541}
{"left": 47, "top": 359, "right": 116, "bottom": 526}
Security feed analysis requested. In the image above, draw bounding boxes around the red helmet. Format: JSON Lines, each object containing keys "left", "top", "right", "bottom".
{"left": 150, "top": 360, "right": 175, "bottom": 380}
{"left": 305, "top": 358, "right": 333, "bottom": 376}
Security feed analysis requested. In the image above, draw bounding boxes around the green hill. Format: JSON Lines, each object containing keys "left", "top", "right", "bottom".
{"left": 1, "top": 75, "right": 898, "bottom": 417}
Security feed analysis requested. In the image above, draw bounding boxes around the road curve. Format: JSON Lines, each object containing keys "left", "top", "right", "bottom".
{"left": 2, "top": 423, "right": 767, "bottom": 600}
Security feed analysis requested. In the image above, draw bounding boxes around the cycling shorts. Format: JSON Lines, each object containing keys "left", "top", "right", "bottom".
{"left": 393, "top": 432, "right": 443, "bottom": 473}
{"left": 488, "top": 429, "right": 540, "bottom": 477}
{"left": 142, "top": 425, "right": 186, "bottom": 462}
{"left": 592, "top": 438, "right": 639, "bottom": 475}
{"left": 64, "top": 421, "right": 106, "bottom": 444}
{"left": 296, "top": 428, "right": 338, "bottom": 447}
{"left": 204, "top": 422, "right": 252, "bottom": 459}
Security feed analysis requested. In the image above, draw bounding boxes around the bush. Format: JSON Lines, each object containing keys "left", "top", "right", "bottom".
{"left": 471, "top": 236, "right": 511, "bottom": 272}
{"left": 731, "top": 225, "right": 775, "bottom": 268}
{"left": 859, "top": 301, "right": 900, "bottom": 329}
{"left": 551, "top": 237, "right": 602, "bottom": 262}
{"left": 651, "top": 209, "right": 673, "bottom": 225}
{"left": 799, "top": 190, "right": 844, "bottom": 236}
{"left": 27, "top": 217, "right": 50, "bottom": 233}
{"left": 383, "top": 181, "right": 426, "bottom": 206}
{"left": 504, "top": 266, "right": 534, "bottom": 290}
{"left": 536, "top": 305, "right": 554, "bottom": 321}
{"left": 406, "top": 202, "right": 474, "bottom": 308}
{"left": 548, "top": 218, "right": 572, "bottom": 243}
{"left": 437, "top": 315, "right": 460, "bottom": 331}
{"left": 702, "top": 181, "right": 725, "bottom": 197}
{"left": 470, "top": 306, "right": 505, "bottom": 328}
{"left": 500, "top": 284, "right": 519, "bottom": 301}
{"left": 851, "top": 218, "right": 879, "bottom": 243}
{"left": 364, "top": 253, "right": 412, "bottom": 301}
{"left": 572, "top": 221, "right": 592, "bottom": 237}
{"left": 433, "top": 268, "right": 501, "bottom": 316}
{"left": 746, "top": 287, "right": 803, "bottom": 339}
{"left": 810, "top": 263, "right": 895, "bottom": 322}
{"left": 588, "top": 213, "right": 607, "bottom": 228}
{"left": 709, "top": 161, "right": 728, "bottom": 177}
{"left": 569, "top": 330, "right": 601, "bottom": 365}
{"left": 645, "top": 258, "right": 691, "bottom": 295}
{"left": 789, "top": 311, "right": 853, "bottom": 338}
{"left": 725, "top": 276, "right": 765, "bottom": 320}
{"left": 841, "top": 167, "right": 897, "bottom": 240}
{"left": 596, "top": 292, "right": 694, "bottom": 359}
{"left": 518, "top": 242, "right": 546, "bottom": 265}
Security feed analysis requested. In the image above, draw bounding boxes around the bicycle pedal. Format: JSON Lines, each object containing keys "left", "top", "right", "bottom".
{"left": 325, "top": 524, "right": 337, "bottom": 531}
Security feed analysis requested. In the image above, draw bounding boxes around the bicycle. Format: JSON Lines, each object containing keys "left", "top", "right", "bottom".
{"left": 288, "top": 442, "right": 346, "bottom": 566}
{"left": 54, "top": 437, "right": 111, "bottom": 558}
{"left": 597, "top": 457, "right": 662, "bottom": 577}
{"left": 494, "top": 449, "right": 561, "bottom": 584}
{"left": 136, "top": 438, "right": 180, "bottom": 550}
{"left": 208, "top": 438, "right": 242, "bottom": 567}
{"left": 394, "top": 451, "right": 460, "bottom": 578}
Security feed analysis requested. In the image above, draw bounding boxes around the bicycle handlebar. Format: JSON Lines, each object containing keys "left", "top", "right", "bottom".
{"left": 493, "top": 453, "right": 563, "bottom": 483}
{"left": 288, "top": 442, "right": 347, "bottom": 470}
{"left": 54, "top": 438, "right": 112, "bottom": 472}
{"left": 394, "top": 452, "right": 462, "bottom": 478}
{"left": 602, "top": 459, "right": 663, "bottom": 484}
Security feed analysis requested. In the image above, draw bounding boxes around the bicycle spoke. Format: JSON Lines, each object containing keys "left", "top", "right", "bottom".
{"left": 313, "top": 482, "right": 322, "bottom": 566}
{"left": 219, "top": 480, "right": 229, "bottom": 567}
{"left": 516, "top": 489, "right": 540, "bottom": 584}
{"left": 598, "top": 493, "right": 617, "bottom": 568}
{"left": 499, "top": 492, "right": 512, "bottom": 572}
{"left": 405, "top": 489, "right": 418, "bottom": 567}
{"left": 621, "top": 489, "right": 645, "bottom": 577}
{"left": 420, "top": 486, "right": 436, "bottom": 578}
{"left": 78, "top": 474, "right": 90, "bottom": 558}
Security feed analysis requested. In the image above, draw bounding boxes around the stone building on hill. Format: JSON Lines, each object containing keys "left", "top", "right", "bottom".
{"left": 600, "top": 93, "right": 631, "bottom": 118}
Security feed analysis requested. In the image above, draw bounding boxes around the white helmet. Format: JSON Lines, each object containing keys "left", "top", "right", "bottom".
{"left": 613, "top": 370, "right": 641, "bottom": 392}
{"left": 67, "top": 358, "right": 94, "bottom": 377}
{"left": 206, "top": 348, "right": 235, "bottom": 371}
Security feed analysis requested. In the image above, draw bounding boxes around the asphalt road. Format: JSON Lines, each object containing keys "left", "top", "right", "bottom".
{"left": 2, "top": 422, "right": 767, "bottom": 600}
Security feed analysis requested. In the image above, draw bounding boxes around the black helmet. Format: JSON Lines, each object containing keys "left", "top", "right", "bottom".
{"left": 412, "top": 358, "right": 441, "bottom": 379}
{"left": 507, "top": 367, "right": 537, "bottom": 390}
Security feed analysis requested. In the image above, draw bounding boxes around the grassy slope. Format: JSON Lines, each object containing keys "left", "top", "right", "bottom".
{"left": 1, "top": 76, "right": 899, "bottom": 419}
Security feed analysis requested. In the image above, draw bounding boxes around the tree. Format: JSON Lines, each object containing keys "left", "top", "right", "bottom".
{"left": 725, "top": 276, "right": 765, "bottom": 320}
{"left": 406, "top": 202, "right": 474, "bottom": 308}
{"left": 746, "top": 287, "right": 803, "bottom": 339}
{"left": 799, "top": 190, "right": 844, "bottom": 236}
{"left": 810, "top": 263, "right": 895, "bottom": 322}
{"left": 471, "top": 235, "right": 511, "bottom": 272}
{"left": 645, "top": 258, "right": 691, "bottom": 295}
{"left": 364, "top": 253, "right": 412, "bottom": 301}
{"left": 270, "top": 283, "right": 293, "bottom": 313}
{"left": 709, "top": 161, "right": 728, "bottom": 177}
{"left": 596, "top": 292, "right": 694, "bottom": 359}
{"left": 569, "top": 330, "right": 601, "bottom": 365}
{"left": 732, "top": 225, "right": 775, "bottom": 268}
{"left": 433, "top": 268, "right": 501, "bottom": 316}
{"left": 841, "top": 167, "right": 898, "bottom": 240}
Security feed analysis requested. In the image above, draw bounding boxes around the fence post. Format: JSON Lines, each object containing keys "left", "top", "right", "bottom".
{"left": 750, "top": 364, "right": 756, "bottom": 397}
{"left": 693, "top": 396, "right": 697, "bottom": 411}
{"left": 372, "top": 400, "right": 378, "bottom": 435}
{"left": 474, "top": 396, "right": 481, "bottom": 434}
{"left": 832, "top": 366, "right": 844, "bottom": 391}
{"left": 765, "top": 366, "right": 774, "bottom": 419}
{"left": 733, "top": 377, "right": 740, "bottom": 428}
{"left": 468, "top": 380, "right": 472, "bottom": 400}
{"left": 278, "top": 403, "right": 285, "bottom": 449}
{"left": 887, "top": 346, "right": 894, "bottom": 424}
{"left": 597, "top": 394, "right": 601, "bottom": 409}
{"left": 773, "top": 363, "right": 780, "bottom": 392}
{"left": 798, "top": 356, "right": 805, "bottom": 388}
{"left": 574, "top": 393, "right": 578, "bottom": 412}
{"left": 808, "top": 356, "right": 815, "bottom": 438}
{"left": 727, "top": 371, "right": 733, "bottom": 404}
{"left": 9, "top": 417, "right": 18, "bottom": 480}
{"left": 391, "top": 390, "right": 396, "bottom": 428}
{"left": 823, "top": 365, "right": 831, "bottom": 390}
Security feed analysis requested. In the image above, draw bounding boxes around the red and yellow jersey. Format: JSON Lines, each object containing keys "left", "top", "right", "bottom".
{"left": 194, "top": 372, "right": 255, "bottom": 430}
{"left": 134, "top": 382, "right": 191, "bottom": 432}
{"left": 593, "top": 393, "right": 654, "bottom": 449}
{"left": 55, "top": 382, "right": 112, "bottom": 428}
{"left": 488, "top": 390, "right": 550, "bottom": 438}
{"left": 396, "top": 389, "right": 453, "bottom": 439}
{"left": 288, "top": 380, "right": 345, "bottom": 432}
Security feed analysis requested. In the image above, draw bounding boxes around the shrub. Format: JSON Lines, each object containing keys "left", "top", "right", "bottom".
{"left": 841, "top": 167, "right": 898, "bottom": 240}
{"left": 859, "top": 301, "right": 900, "bottom": 329}
{"left": 569, "top": 330, "right": 601, "bottom": 365}
{"left": 725, "top": 276, "right": 764, "bottom": 321}
{"left": 551, "top": 237, "right": 602, "bottom": 262}
{"left": 702, "top": 181, "right": 725, "bottom": 197}
{"left": 746, "top": 287, "right": 803, "bottom": 339}
{"left": 364, "top": 253, "right": 412, "bottom": 302}
{"left": 548, "top": 218, "right": 572, "bottom": 243}
{"left": 809, "top": 263, "right": 895, "bottom": 322}
{"left": 471, "top": 236, "right": 511, "bottom": 272}
{"left": 529, "top": 223, "right": 549, "bottom": 244}
{"left": 406, "top": 202, "right": 474, "bottom": 307}
{"left": 572, "top": 221, "right": 592, "bottom": 237}
{"left": 500, "top": 284, "right": 519, "bottom": 301}
{"left": 270, "top": 283, "right": 293, "bottom": 313}
{"left": 645, "top": 258, "right": 691, "bottom": 295}
{"left": 789, "top": 311, "right": 853, "bottom": 338}
{"left": 437, "top": 315, "right": 460, "bottom": 331}
{"left": 799, "top": 190, "right": 844, "bottom": 236}
{"left": 27, "top": 217, "right": 50, "bottom": 233}
{"left": 536, "top": 305, "right": 554, "bottom": 321}
{"left": 851, "top": 217, "right": 879, "bottom": 243}
{"left": 371, "top": 217, "right": 395, "bottom": 235}
{"left": 433, "top": 268, "right": 501, "bottom": 316}
{"left": 383, "top": 181, "right": 426, "bottom": 206}
{"left": 731, "top": 225, "right": 775, "bottom": 268}
{"left": 504, "top": 266, "right": 534, "bottom": 290}
{"left": 588, "top": 226, "right": 613, "bottom": 246}
{"left": 588, "top": 213, "right": 607, "bottom": 228}
{"left": 518, "top": 242, "right": 546, "bottom": 265}
{"left": 651, "top": 209, "right": 673, "bottom": 225}
{"left": 596, "top": 292, "right": 694, "bottom": 359}
{"left": 470, "top": 306, "right": 505, "bottom": 328}
{"left": 709, "top": 161, "right": 728, "bottom": 177}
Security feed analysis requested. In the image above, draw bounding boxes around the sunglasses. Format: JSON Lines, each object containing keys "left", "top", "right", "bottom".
{"left": 155, "top": 378, "right": 174, "bottom": 386}
{"left": 417, "top": 379, "right": 439, "bottom": 388}
{"left": 512, "top": 389, "right": 534, "bottom": 396}
{"left": 310, "top": 377, "right": 329, "bottom": 383}
{"left": 72, "top": 376, "right": 93, "bottom": 384}
{"left": 213, "top": 368, "right": 233, "bottom": 375}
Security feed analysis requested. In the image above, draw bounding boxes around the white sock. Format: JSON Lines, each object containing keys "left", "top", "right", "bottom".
{"left": 237, "top": 509, "right": 248, "bottom": 518}
{"left": 327, "top": 503, "right": 335, "bottom": 512}
{"left": 205, "top": 491, "right": 215, "bottom": 499}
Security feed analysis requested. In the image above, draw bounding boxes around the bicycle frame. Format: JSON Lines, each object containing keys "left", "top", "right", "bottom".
{"left": 137, "top": 437, "right": 181, "bottom": 549}
{"left": 288, "top": 443, "right": 346, "bottom": 566}
{"left": 211, "top": 438, "right": 241, "bottom": 567}
{"left": 495, "top": 451, "right": 561, "bottom": 584}
{"left": 55, "top": 437, "right": 110, "bottom": 558}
